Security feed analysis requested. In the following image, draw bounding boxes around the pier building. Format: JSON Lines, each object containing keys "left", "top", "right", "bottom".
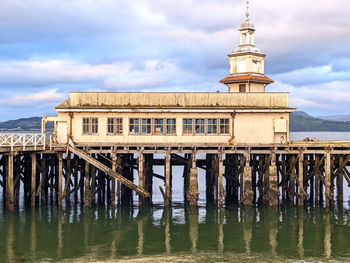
{"left": 1, "top": 2, "right": 349, "bottom": 211}
{"left": 42, "top": 8, "right": 294, "bottom": 146}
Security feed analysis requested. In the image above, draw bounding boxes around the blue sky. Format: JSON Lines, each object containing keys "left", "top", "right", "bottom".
{"left": 0, "top": 0, "right": 349, "bottom": 121}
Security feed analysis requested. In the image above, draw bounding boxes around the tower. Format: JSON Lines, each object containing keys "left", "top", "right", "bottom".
{"left": 220, "top": 0, "right": 273, "bottom": 92}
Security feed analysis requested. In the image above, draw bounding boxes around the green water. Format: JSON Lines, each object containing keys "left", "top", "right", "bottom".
{"left": 0, "top": 204, "right": 349, "bottom": 262}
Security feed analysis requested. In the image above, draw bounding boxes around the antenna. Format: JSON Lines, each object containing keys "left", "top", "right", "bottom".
{"left": 246, "top": 0, "right": 250, "bottom": 21}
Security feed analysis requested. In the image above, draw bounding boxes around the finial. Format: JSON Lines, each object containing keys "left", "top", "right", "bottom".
{"left": 245, "top": 0, "right": 250, "bottom": 21}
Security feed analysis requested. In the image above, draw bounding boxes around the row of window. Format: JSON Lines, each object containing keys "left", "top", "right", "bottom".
{"left": 82, "top": 118, "right": 230, "bottom": 136}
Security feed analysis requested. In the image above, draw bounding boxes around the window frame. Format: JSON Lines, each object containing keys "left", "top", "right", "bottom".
{"left": 153, "top": 118, "right": 165, "bottom": 135}
{"left": 239, "top": 84, "right": 246, "bottom": 93}
{"left": 207, "top": 118, "right": 218, "bottom": 135}
{"left": 194, "top": 118, "right": 205, "bottom": 135}
{"left": 82, "top": 117, "right": 99, "bottom": 135}
{"left": 166, "top": 118, "right": 177, "bottom": 135}
{"left": 183, "top": 118, "right": 193, "bottom": 135}
{"left": 219, "top": 118, "right": 230, "bottom": 135}
{"left": 107, "top": 117, "right": 123, "bottom": 135}
{"left": 141, "top": 118, "right": 152, "bottom": 135}
{"left": 129, "top": 118, "right": 140, "bottom": 135}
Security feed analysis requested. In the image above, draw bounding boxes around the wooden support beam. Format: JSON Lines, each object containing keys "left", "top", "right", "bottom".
{"left": 63, "top": 154, "right": 71, "bottom": 204}
{"left": 262, "top": 155, "right": 271, "bottom": 203}
{"left": 268, "top": 153, "right": 279, "bottom": 207}
{"left": 242, "top": 152, "right": 253, "bottom": 206}
{"left": 205, "top": 154, "right": 216, "bottom": 204}
{"left": 337, "top": 155, "right": 344, "bottom": 203}
{"left": 69, "top": 146, "right": 149, "bottom": 197}
{"left": 31, "top": 153, "right": 36, "bottom": 207}
{"left": 164, "top": 152, "right": 171, "bottom": 206}
{"left": 6, "top": 153, "right": 14, "bottom": 211}
{"left": 57, "top": 153, "right": 63, "bottom": 207}
{"left": 218, "top": 152, "right": 224, "bottom": 208}
{"left": 111, "top": 152, "right": 116, "bottom": 206}
{"left": 325, "top": 152, "right": 332, "bottom": 207}
{"left": 187, "top": 153, "right": 199, "bottom": 207}
{"left": 239, "top": 156, "right": 245, "bottom": 202}
{"left": 84, "top": 160, "right": 90, "bottom": 206}
{"left": 315, "top": 155, "right": 320, "bottom": 203}
{"left": 298, "top": 152, "right": 306, "bottom": 206}
{"left": 152, "top": 172, "right": 165, "bottom": 180}
{"left": 288, "top": 155, "right": 297, "bottom": 204}
{"left": 138, "top": 152, "right": 145, "bottom": 206}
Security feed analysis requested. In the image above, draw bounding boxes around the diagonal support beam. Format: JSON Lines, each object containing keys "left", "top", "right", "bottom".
{"left": 68, "top": 146, "right": 150, "bottom": 197}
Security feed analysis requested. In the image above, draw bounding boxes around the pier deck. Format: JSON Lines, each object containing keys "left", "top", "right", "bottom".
{"left": 1, "top": 133, "right": 350, "bottom": 210}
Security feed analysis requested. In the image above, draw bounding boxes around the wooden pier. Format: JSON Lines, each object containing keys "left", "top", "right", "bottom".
{"left": 1, "top": 133, "right": 350, "bottom": 211}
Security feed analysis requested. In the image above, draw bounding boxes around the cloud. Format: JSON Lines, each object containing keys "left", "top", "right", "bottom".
{"left": 0, "top": 60, "right": 132, "bottom": 87}
{"left": 0, "top": 89, "right": 65, "bottom": 106}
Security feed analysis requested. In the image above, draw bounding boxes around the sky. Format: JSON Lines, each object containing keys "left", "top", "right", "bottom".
{"left": 0, "top": 0, "right": 349, "bottom": 121}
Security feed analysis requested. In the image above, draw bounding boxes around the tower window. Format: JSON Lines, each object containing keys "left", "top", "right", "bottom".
{"left": 239, "top": 84, "right": 246, "bottom": 93}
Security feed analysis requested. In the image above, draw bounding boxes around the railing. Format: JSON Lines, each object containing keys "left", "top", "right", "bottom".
{"left": 0, "top": 133, "right": 46, "bottom": 151}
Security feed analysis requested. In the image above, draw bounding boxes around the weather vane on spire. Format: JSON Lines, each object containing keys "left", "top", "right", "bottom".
{"left": 246, "top": 0, "right": 250, "bottom": 21}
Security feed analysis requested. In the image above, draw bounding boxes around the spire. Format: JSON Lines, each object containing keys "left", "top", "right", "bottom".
{"left": 232, "top": 0, "right": 263, "bottom": 54}
{"left": 241, "top": 0, "right": 254, "bottom": 30}
{"left": 246, "top": 0, "right": 250, "bottom": 21}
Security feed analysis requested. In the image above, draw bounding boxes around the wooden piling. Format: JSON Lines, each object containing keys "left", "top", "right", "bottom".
{"left": 242, "top": 153, "right": 253, "bottom": 206}
{"left": 239, "top": 155, "right": 245, "bottom": 202}
{"left": 298, "top": 152, "right": 306, "bottom": 206}
{"left": 6, "top": 153, "right": 14, "bottom": 211}
{"left": 314, "top": 155, "right": 320, "bottom": 204}
{"left": 337, "top": 155, "right": 344, "bottom": 203}
{"left": 138, "top": 152, "right": 144, "bottom": 206}
{"left": 262, "top": 155, "right": 270, "bottom": 203}
{"left": 144, "top": 154, "right": 153, "bottom": 205}
{"left": 205, "top": 154, "right": 216, "bottom": 204}
{"left": 187, "top": 153, "right": 199, "bottom": 206}
{"left": 111, "top": 152, "right": 116, "bottom": 206}
{"left": 288, "top": 155, "right": 297, "bottom": 204}
{"left": 325, "top": 152, "right": 331, "bottom": 207}
{"left": 57, "top": 153, "right": 63, "bottom": 207}
{"left": 218, "top": 152, "right": 224, "bottom": 208}
{"left": 64, "top": 153, "right": 72, "bottom": 205}
{"left": 84, "top": 160, "right": 90, "bottom": 207}
{"left": 164, "top": 152, "right": 171, "bottom": 206}
{"left": 268, "top": 153, "right": 279, "bottom": 207}
{"left": 31, "top": 153, "right": 36, "bottom": 207}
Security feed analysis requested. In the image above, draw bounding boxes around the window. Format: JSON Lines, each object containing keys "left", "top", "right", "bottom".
{"left": 154, "top": 119, "right": 164, "bottom": 135}
{"left": 219, "top": 118, "right": 230, "bottom": 135}
{"left": 195, "top": 119, "right": 205, "bottom": 135}
{"left": 183, "top": 119, "right": 193, "bottom": 134}
{"left": 129, "top": 118, "right": 140, "bottom": 134}
{"left": 141, "top": 119, "right": 152, "bottom": 134}
{"left": 107, "top": 118, "right": 123, "bottom": 135}
{"left": 91, "top": 118, "right": 98, "bottom": 134}
{"left": 166, "top": 119, "right": 176, "bottom": 135}
{"left": 83, "top": 118, "right": 90, "bottom": 135}
{"left": 207, "top": 119, "right": 218, "bottom": 134}
{"left": 82, "top": 117, "right": 98, "bottom": 135}
{"left": 239, "top": 84, "right": 246, "bottom": 93}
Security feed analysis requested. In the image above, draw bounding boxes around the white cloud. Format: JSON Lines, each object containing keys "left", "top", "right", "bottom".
{"left": 0, "top": 89, "right": 65, "bottom": 106}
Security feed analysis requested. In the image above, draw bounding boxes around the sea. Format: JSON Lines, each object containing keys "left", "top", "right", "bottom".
{"left": 0, "top": 132, "right": 349, "bottom": 262}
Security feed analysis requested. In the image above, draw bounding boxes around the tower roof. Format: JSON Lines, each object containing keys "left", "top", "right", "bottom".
{"left": 220, "top": 74, "right": 274, "bottom": 85}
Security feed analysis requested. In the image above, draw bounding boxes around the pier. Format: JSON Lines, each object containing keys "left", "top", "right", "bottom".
{"left": 1, "top": 133, "right": 349, "bottom": 211}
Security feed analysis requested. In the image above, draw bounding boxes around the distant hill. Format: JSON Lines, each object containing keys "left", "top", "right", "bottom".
{"left": 317, "top": 115, "right": 350, "bottom": 122}
{"left": 0, "top": 117, "right": 53, "bottom": 131}
{"left": 290, "top": 111, "right": 350, "bottom": 132}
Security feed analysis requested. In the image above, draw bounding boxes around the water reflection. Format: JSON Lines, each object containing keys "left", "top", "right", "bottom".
{"left": 0, "top": 204, "right": 350, "bottom": 262}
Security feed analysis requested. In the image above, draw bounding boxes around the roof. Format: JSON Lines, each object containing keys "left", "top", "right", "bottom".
{"left": 220, "top": 74, "right": 274, "bottom": 85}
{"left": 55, "top": 92, "right": 291, "bottom": 111}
